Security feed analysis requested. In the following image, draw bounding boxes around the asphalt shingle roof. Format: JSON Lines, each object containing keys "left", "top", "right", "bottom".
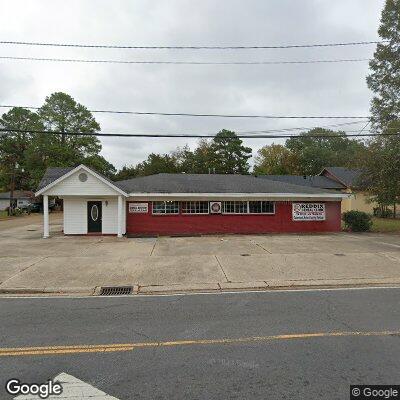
{"left": 38, "top": 167, "right": 340, "bottom": 195}
{"left": 322, "top": 167, "right": 363, "bottom": 187}
{"left": 258, "top": 175, "right": 344, "bottom": 190}
{"left": 116, "top": 173, "right": 337, "bottom": 194}
{"left": 37, "top": 167, "right": 75, "bottom": 191}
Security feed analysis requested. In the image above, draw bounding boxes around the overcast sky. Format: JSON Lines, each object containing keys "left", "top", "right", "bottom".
{"left": 0, "top": 0, "right": 384, "bottom": 170}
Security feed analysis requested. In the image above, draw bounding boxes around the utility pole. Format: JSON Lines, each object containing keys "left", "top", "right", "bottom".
{"left": 8, "top": 162, "right": 23, "bottom": 216}
{"left": 9, "top": 163, "right": 16, "bottom": 216}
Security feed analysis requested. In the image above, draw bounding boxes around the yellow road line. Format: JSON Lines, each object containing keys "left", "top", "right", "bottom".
{"left": 0, "top": 347, "right": 135, "bottom": 357}
{"left": 1, "top": 330, "right": 398, "bottom": 357}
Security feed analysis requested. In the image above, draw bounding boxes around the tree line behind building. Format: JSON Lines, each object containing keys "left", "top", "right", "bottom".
{"left": 0, "top": 0, "right": 399, "bottom": 212}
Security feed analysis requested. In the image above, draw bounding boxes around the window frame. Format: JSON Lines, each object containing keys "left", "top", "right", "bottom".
{"left": 181, "top": 201, "right": 210, "bottom": 215}
{"left": 248, "top": 201, "right": 275, "bottom": 215}
{"left": 222, "top": 201, "right": 248, "bottom": 214}
{"left": 150, "top": 200, "right": 275, "bottom": 215}
{"left": 151, "top": 201, "right": 180, "bottom": 215}
{"left": 222, "top": 201, "right": 275, "bottom": 215}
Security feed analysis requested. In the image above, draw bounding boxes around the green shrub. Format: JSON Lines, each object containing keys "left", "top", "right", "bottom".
{"left": 342, "top": 211, "right": 372, "bottom": 232}
{"left": 13, "top": 207, "right": 23, "bottom": 216}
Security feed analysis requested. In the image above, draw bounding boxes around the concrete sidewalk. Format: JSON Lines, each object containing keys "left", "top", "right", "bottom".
{"left": 1, "top": 213, "right": 400, "bottom": 295}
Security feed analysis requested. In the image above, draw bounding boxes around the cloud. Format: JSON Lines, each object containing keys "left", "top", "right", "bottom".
{"left": 0, "top": 0, "right": 385, "bottom": 169}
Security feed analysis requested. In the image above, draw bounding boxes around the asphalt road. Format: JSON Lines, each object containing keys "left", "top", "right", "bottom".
{"left": 1, "top": 288, "right": 400, "bottom": 399}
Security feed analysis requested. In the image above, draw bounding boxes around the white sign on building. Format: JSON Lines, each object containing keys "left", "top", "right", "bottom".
{"left": 292, "top": 203, "right": 326, "bottom": 221}
{"left": 129, "top": 202, "right": 148, "bottom": 213}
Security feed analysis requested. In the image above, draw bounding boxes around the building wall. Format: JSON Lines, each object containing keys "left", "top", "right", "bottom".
{"left": 101, "top": 197, "right": 126, "bottom": 234}
{"left": 0, "top": 199, "right": 9, "bottom": 211}
{"left": 63, "top": 197, "right": 126, "bottom": 235}
{"left": 126, "top": 201, "right": 341, "bottom": 236}
{"left": 17, "top": 198, "right": 32, "bottom": 208}
{"left": 320, "top": 170, "right": 376, "bottom": 214}
{"left": 45, "top": 169, "right": 119, "bottom": 196}
{"left": 64, "top": 198, "right": 87, "bottom": 234}
{"left": 341, "top": 190, "right": 376, "bottom": 214}
{"left": 0, "top": 198, "right": 32, "bottom": 210}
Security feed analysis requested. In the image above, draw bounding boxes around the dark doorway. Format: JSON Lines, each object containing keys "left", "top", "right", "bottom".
{"left": 87, "top": 201, "right": 102, "bottom": 233}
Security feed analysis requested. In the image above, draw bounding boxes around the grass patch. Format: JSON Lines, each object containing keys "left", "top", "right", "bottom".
{"left": 0, "top": 210, "right": 9, "bottom": 219}
{"left": 371, "top": 217, "right": 400, "bottom": 233}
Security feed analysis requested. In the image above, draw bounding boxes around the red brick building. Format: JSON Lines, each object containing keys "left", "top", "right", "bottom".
{"left": 36, "top": 165, "right": 347, "bottom": 238}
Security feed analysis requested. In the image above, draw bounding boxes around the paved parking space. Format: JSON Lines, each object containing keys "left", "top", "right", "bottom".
{"left": 0, "top": 213, "right": 399, "bottom": 291}
{"left": 152, "top": 235, "right": 266, "bottom": 256}
{"left": 217, "top": 252, "right": 400, "bottom": 282}
{"left": 247, "top": 234, "right": 400, "bottom": 254}
{"left": 0, "top": 257, "right": 43, "bottom": 283}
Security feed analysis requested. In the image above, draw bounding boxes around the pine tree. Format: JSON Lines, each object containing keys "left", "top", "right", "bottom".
{"left": 209, "top": 130, "right": 252, "bottom": 174}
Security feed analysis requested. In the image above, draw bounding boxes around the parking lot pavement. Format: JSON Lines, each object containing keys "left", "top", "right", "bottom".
{"left": 0, "top": 213, "right": 399, "bottom": 293}
{"left": 248, "top": 233, "right": 400, "bottom": 254}
{"left": 217, "top": 252, "right": 400, "bottom": 282}
{"left": 0, "top": 257, "right": 44, "bottom": 283}
{"left": 0, "top": 255, "right": 226, "bottom": 289}
{"left": 152, "top": 235, "right": 266, "bottom": 256}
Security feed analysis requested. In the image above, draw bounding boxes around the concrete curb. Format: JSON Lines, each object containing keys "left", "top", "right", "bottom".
{"left": 138, "top": 283, "right": 220, "bottom": 294}
{"left": 1, "top": 278, "right": 400, "bottom": 296}
{"left": 137, "top": 279, "right": 400, "bottom": 295}
{"left": 0, "top": 287, "right": 95, "bottom": 296}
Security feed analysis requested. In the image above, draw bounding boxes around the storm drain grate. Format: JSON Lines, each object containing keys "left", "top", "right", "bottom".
{"left": 99, "top": 286, "right": 133, "bottom": 296}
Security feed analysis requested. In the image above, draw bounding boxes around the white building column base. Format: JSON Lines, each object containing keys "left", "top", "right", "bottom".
{"left": 43, "top": 195, "right": 49, "bottom": 238}
{"left": 117, "top": 195, "right": 123, "bottom": 238}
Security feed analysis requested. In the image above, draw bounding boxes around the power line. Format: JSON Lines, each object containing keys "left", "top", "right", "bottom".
{"left": 0, "top": 55, "right": 371, "bottom": 65}
{"left": 238, "top": 129, "right": 391, "bottom": 136}
{"left": 0, "top": 127, "right": 397, "bottom": 139}
{"left": 0, "top": 105, "right": 370, "bottom": 119}
{"left": 0, "top": 114, "right": 373, "bottom": 137}
{"left": 0, "top": 40, "right": 384, "bottom": 50}
{"left": 0, "top": 118, "right": 368, "bottom": 137}
{"left": 0, "top": 117, "right": 369, "bottom": 136}
{"left": 237, "top": 121, "right": 368, "bottom": 134}
{"left": 356, "top": 121, "right": 371, "bottom": 136}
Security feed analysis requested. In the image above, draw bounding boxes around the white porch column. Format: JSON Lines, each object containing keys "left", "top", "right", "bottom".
{"left": 117, "top": 195, "right": 123, "bottom": 238}
{"left": 43, "top": 195, "right": 49, "bottom": 238}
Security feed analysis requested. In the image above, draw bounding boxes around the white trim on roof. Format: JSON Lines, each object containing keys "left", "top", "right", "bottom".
{"left": 127, "top": 192, "right": 350, "bottom": 199}
{"left": 35, "top": 165, "right": 127, "bottom": 197}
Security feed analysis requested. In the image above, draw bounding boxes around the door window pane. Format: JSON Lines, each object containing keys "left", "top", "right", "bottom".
{"left": 91, "top": 205, "right": 99, "bottom": 221}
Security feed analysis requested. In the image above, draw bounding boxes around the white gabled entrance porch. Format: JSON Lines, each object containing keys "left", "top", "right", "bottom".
{"left": 42, "top": 195, "right": 125, "bottom": 238}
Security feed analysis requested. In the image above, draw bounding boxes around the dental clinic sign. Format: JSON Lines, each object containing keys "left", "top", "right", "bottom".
{"left": 292, "top": 203, "right": 326, "bottom": 221}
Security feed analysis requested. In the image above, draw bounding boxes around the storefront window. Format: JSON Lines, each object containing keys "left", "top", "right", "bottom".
{"left": 223, "top": 201, "right": 275, "bottom": 214}
{"left": 181, "top": 201, "right": 209, "bottom": 214}
{"left": 249, "top": 201, "right": 275, "bottom": 214}
{"left": 223, "top": 201, "right": 248, "bottom": 214}
{"left": 152, "top": 201, "right": 180, "bottom": 214}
